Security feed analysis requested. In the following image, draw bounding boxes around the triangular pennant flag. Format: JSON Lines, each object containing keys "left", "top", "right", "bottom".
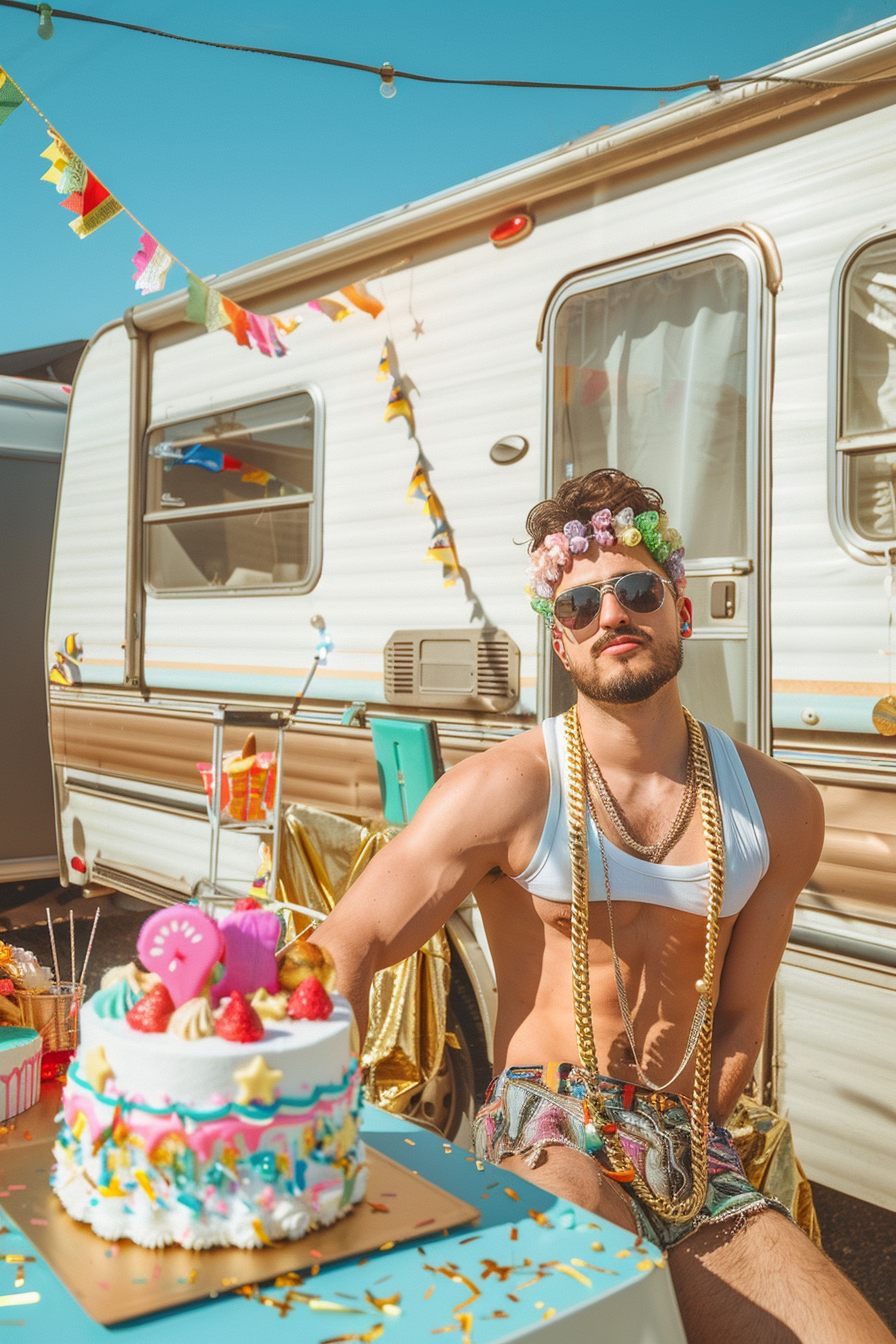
{"left": 308, "top": 297, "right": 351, "bottom": 322}
{"left": 205, "top": 287, "right": 229, "bottom": 333}
{"left": 430, "top": 516, "right": 450, "bottom": 540}
{"left": 221, "top": 297, "right": 252, "bottom": 349}
{"left": 40, "top": 134, "right": 71, "bottom": 186}
{"left": 375, "top": 344, "right": 390, "bottom": 382}
{"left": 406, "top": 462, "right": 431, "bottom": 507}
{"left": 384, "top": 381, "right": 415, "bottom": 435}
{"left": 132, "top": 232, "right": 174, "bottom": 295}
{"left": 340, "top": 282, "right": 383, "bottom": 319}
{"left": 273, "top": 314, "right": 300, "bottom": 335}
{"left": 423, "top": 491, "right": 444, "bottom": 521}
{"left": 63, "top": 168, "right": 121, "bottom": 238}
{"left": 0, "top": 71, "right": 25, "bottom": 128}
{"left": 185, "top": 273, "right": 211, "bottom": 325}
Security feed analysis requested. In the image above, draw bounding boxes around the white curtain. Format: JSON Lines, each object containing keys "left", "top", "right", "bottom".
{"left": 552, "top": 255, "right": 748, "bottom": 560}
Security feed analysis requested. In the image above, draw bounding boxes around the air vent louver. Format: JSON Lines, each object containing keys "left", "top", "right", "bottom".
{"left": 384, "top": 629, "right": 519, "bottom": 711}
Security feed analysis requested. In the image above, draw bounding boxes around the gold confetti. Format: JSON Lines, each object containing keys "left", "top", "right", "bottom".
{"left": 14, "top": 1267, "right": 24, "bottom": 1289}
{"left": 221, "top": 1277, "right": 238, "bottom": 1287}
{"left": 133, "top": 1169, "right": 156, "bottom": 1203}
{"left": 475, "top": 1161, "right": 484, "bottom": 1171}
{"left": 274, "top": 1272, "right": 305, "bottom": 1288}
{"left": 516, "top": 1276, "right": 543, "bottom": 1291}
{"left": 404, "top": 1138, "right": 416, "bottom": 1146}
{"left": 509, "top": 1227, "right": 518, "bottom": 1241}
{"left": 554, "top": 1263, "right": 591, "bottom": 1287}
{"left": 637, "top": 1258, "right": 654, "bottom": 1272}
{"left": 442, "top": 1143, "right": 452, "bottom": 1154}
{"left": 232, "top": 1285, "right": 256, "bottom": 1299}
{"left": 535, "top": 1300, "right": 544, "bottom": 1308}
{"left": 364, "top": 1290, "right": 401, "bottom": 1316}
{"left": 319, "top": 1328, "right": 384, "bottom": 1344}
{"left": 483, "top": 1311, "right": 509, "bottom": 1319}
{"left": 480, "top": 1259, "right": 515, "bottom": 1282}
{"left": 423, "top": 1285, "right": 435, "bottom": 1299}
{"left": 378, "top": 1242, "right": 395, "bottom": 1251}
{"left": 455, "top": 1312, "right": 474, "bottom": 1344}
{"left": 507, "top": 1293, "right": 519, "bottom": 1302}
{"left": 286, "top": 1291, "right": 364, "bottom": 1313}
{"left": 251, "top": 1218, "right": 273, "bottom": 1246}
{"left": 528, "top": 1209, "right": 553, "bottom": 1227}
{"left": 590, "top": 1241, "right": 604, "bottom": 1252}
{"left": 615, "top": 1249, "right": 630, "bottom": 1259}
{"left": 0, "top": 1257, "right": 33, "bottom": 1265}
{"left": 503, "top": 1188, "right": 520, "bottom": 1201}
{"left": 0, "top": 1293, "right": 39, "bottom": 1307}
{"left": 542, "top": 1307, "right": 557, "bottom": 1321}
{"left": 458, "top": 1236, "right": 481, "bottom": 1245}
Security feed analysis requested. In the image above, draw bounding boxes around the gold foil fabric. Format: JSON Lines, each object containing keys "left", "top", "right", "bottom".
{"left": 727, "top": 1093, "right": 822, "bottom": 1247}
{"left": 275, "top": 804, "right": 451, "bottom": 1113}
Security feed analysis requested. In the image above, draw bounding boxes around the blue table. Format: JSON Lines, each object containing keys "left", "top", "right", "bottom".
{"left": 0, "top": 1103, "right": 686, "bottom": 1342}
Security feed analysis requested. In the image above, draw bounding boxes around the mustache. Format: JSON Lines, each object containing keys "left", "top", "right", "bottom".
{"left": 590, "top": 625, "right": 652, "bottom": 658}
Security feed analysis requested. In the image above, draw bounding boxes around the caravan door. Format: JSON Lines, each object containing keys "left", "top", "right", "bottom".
{"left": 539, "top": 229, "right": 777, "bottom": 751}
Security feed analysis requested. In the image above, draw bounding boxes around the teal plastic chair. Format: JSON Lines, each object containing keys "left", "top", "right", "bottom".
{"left": 370, "top": 716, "right": 444, "bottom": 826}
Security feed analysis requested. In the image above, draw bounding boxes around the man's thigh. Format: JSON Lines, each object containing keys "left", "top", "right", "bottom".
{"left": 499, "top": 1145, "right": 639, "bottom": 1233}
{"left": 668, "top": 1206, "right": 895, "bottom": 1344}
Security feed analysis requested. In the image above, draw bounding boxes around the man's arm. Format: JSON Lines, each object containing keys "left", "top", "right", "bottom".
{"left": 709, "top": 750, "right": 825, "bottom": 1122}
{"left": 307, "top": 733, "right": 547, "bottom": 1036}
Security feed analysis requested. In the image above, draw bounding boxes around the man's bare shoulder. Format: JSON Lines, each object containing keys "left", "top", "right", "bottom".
{"left": 731, "top": 738, "right": 825, "bottom": 881}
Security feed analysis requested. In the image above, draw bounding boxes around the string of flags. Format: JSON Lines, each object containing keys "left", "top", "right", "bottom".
{"left": 1, "top": 59, "right": 465, "bottom": 595}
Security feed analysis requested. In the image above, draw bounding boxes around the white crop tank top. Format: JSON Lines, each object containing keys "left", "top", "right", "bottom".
{"left": 513, "top": 714, "right": 769, "bottom": 918}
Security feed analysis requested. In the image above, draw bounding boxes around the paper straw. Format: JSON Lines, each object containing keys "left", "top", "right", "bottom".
{"left": 46, "top": 908, "right": 61, "bottom": 987}
{"left": 77, "top": 906, "right": 101, "bottom": 988}
{"left": 69, "top": 910, "right": 76, "bottom": 986}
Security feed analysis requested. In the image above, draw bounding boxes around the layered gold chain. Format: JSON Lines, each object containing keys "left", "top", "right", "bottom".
{"left": 564, "top": 705, "right": 726, "bottom": 1223}
{"left": 582, "top": 736, "right": 697, "bottom": 862}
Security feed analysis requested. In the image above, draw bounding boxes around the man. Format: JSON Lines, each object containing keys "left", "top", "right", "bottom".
{"left": 310, "top": 469, "right": 894, "bottom": 1344}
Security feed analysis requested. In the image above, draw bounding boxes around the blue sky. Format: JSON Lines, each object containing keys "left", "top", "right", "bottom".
{"left": 0, "top": 0, "right": 893, "bottom": 352}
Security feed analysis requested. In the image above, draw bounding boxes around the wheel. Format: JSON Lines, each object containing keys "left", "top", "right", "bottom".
{"left": 405, "top": 957, "right": 493, "bottom": 1148}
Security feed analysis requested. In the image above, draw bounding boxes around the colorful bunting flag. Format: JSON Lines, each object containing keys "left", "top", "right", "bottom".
{"left": 274, "top": 314, "right": 300, "bottom": 335}
{"left": 222, "top": 297, "right": 252, "bottom": 348}
{"left": 308, "top": 298, "right": 351, "bottom": 322}
{"left": 0, "top": 71, "right": 24, "bottom": 128}
{"left": 424, "top": 528, "right": 461, "bottom": 586}
{"left": 340, "top": 282, "right": 383, "bottom": 319}
{"left": 375, "top": 344, "right": 390, "bottom": 381}
{"left": 40, "top": 134, "right": 122, "bottom": 238}
{"left": 406, "top": 462, "right": 432, "bottom": 508}
{"left": 132, "top": 232, "right": 174, "bottom": 295}
{"left": 384, "top": 380, "right": 415, "bottom": 435}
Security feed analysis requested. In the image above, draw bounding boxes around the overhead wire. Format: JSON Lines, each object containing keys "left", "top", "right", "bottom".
{"left": 0, "top": 0, "right": 893, "bottom": 94}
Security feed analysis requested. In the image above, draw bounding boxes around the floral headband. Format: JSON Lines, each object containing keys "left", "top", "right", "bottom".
{"left": 526, "top": 508, "right": 686, "bottom": 625}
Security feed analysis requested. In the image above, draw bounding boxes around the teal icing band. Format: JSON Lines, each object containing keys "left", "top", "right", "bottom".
{"left": 90, "top": 979, "right": 139, "bottom": 1020}
{"left": 65, "top": 1054, "right": 360, "bottom": 1123}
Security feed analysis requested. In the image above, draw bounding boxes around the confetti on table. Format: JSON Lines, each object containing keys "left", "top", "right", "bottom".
{"left": 507, "top": 1293, "right": 519, "bottom": 1302}
{"left": 319, "top": 1327, "right": 383, "bottom": 1344}
{"left": 528, "top": 1209, "right": 552, "bottom": 1227}
{"left": 274, "top": 1272, "right": 305, "bottom": 1288}
{"left": 404, "top": 1138, "right": 416, "bottom": 1146}
{"left": 379, "top": 1242, "right": 395, "bottom": 1251}
{"left": 542, "top": 1307, "right": 557, "bottom": 1320}
{"left": 534, "top": 1300, "right": 544, "bottom": 1309}
{"left": 481, "top": 1193, "right": 489, "bottom": 1200}
{"left": 0, "top": 1259, "right": 32, "bottom": 1265}
{"left": 310, "top": 1249, "right": 323, "bottom": 1259}
{"left": 13, "top": 1269, "right": 23, "bottom": 1290}
{"left": 221, "top": 1277, "right": 238, "bottom": 1287}
{"left": 442, "top": 1143, "right": 452, "bottom": 1154}
{"left": 458, "top": 1236, "right": 481, "bottom": 1245}
{"left": 424, "top": 1285, "right": 435, "bottom": 1299}
{"left": 509, "top": 1227, "right": 518, "bottom": 1241}
{"left": 615, "top": 1249, "right": 630, "bottom": 1259}
{"left": 637, "top": 1258, "right": 655, "bottom": 1272}
{"left": 414, "top": 1218, "right": 435, "bottom": 1228}
{"left": 0, "top": 1295, "right": 39, "bottom": 1307}
{"left": 475, "top": 1161, "right": 484, "bottom": 1171}
{"left": 503, "top": 1188, "right": 520, "bottom": 1201}
{"left": 364, "top": 1289, "right": 401, "bottom": 1316}
{"left": 554, "top": 1263, "right": 591, "bottom": 1287}
{"left": 590, "top": 1241, "right": 604, "bottom": 1252}
{"left": 368, "top": 1203, "right": 390, "bottom": 1213}
{"left": 483, "top": 1311, "right": 509, "bottom": 1319}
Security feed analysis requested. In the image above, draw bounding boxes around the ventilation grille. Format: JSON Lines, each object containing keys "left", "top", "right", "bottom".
{"left": 477, "top": 638, "right": 511, "bottom": 698}
{"left": 385, "top": 640, "right": 415, "bottom": 697}
{"left": 91, "top": 860, "right": 185, "bottom": 908}
{"left": 384, "top": 629, "right": 519, "bottom": 711}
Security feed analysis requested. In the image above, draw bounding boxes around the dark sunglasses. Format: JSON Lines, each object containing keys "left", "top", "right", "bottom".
{"left": 552, "top": 572, "right": 676, "bottom": 631}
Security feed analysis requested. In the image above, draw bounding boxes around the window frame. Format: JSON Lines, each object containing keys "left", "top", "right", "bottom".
{"left": 142, "top": 383, "right": 325, "bottom": 599}
{"left": 829, "top": 226, "right": 896, "bottom": 565}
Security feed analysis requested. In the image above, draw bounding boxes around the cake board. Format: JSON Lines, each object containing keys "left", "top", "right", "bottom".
{"left": 0, "top": 1086, "right": 479, "bottom": 1326}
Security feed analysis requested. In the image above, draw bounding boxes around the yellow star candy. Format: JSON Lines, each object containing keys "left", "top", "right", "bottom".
{"left": 84, "top": 1044, "right": 114, "bottom": 1094}
{"left": 233, "top": 1054, "right": 283, "bottom": 1106}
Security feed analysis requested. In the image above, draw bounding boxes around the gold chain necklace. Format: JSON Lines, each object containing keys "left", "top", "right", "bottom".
{"left": 564, "top": 705, "right": 726, "bottom": 1224}
{"left": 581, "top": 737, "right": 696, "bottom": 862}
{"left": 585, "top": 781, "right": 707, "bottom": 1091}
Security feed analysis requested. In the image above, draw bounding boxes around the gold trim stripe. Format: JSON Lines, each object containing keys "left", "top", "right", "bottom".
{"left": 772, "top": 679, "right": 892, "bottom": 696}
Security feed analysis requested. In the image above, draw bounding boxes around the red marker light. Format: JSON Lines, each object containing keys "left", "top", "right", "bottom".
{"left": 489, "top": 212, "right": 534, "bottom": 248}
{"left": 71, "top": 856, "right": 86, "bottom": 873}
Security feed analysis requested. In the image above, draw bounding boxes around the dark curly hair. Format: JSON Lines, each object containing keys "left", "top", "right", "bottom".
{"left": 525, "top": 468, "right": 665, "bottom": 553}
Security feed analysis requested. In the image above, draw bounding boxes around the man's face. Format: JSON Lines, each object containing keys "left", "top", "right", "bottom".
{"left": 552, "top": 543, "right": 685, "bottom": 706}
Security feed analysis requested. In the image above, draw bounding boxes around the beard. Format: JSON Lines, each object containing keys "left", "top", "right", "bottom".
{"left": 566, "top": 625, "right": 684, "bottom": 705}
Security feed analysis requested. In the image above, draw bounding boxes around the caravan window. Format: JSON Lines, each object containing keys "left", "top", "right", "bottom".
{"left": 835, "top": 236, "right": 896, "bottom": 555}
{"left": 551, "top": 253, "right": 749, "bottom": 559}
{"left": 144, "top": 390, "right": 321, "bottom": 593}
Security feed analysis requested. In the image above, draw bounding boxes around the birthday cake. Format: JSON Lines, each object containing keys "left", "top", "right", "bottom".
{"left": 0, "top": 1027, "right": 42, "bottom": 1122}
{"left": 52, "top": 902, "right": 366, "bottom": 1249}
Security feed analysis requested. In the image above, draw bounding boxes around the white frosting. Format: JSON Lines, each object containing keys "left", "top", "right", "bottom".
{"left": 0, "top": 1029, "right": 42, "bottom": 1121}
{"left": 78, "top": 994, "right": 354, "bottom": 1107}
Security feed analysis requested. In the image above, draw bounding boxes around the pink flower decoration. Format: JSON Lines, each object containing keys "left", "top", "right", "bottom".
{"left": 593, "top": 529, "right": 615, "bottom": 548}
{"left": 563, "top": 520, "right": 588, "bottom": 539}
{"left": 568, "top": 535, "right": 589, "bottom": 555}
{"left": 591, "top": 509, "right": 613, "bottom": 530}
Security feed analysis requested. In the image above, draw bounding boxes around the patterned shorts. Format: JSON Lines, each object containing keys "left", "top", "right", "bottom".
{"left": 472, "top": 1064, "right": 791, "bottom": 1251}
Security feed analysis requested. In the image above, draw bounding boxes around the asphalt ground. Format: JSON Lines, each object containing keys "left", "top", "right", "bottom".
{"left": 3, "top": 876, "right": 896, "bottom": 1333}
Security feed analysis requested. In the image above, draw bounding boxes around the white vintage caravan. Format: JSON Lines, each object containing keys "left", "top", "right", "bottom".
{"left": 47, "top": 19, "right": 896, "bottom": 1206}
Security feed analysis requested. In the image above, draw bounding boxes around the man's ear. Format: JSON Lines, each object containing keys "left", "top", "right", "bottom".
{"left": 551, "top": 628, "right": 571, "bottom": 669}
{"left": 679, "top": 597, "right": 693, "bottom": 638}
